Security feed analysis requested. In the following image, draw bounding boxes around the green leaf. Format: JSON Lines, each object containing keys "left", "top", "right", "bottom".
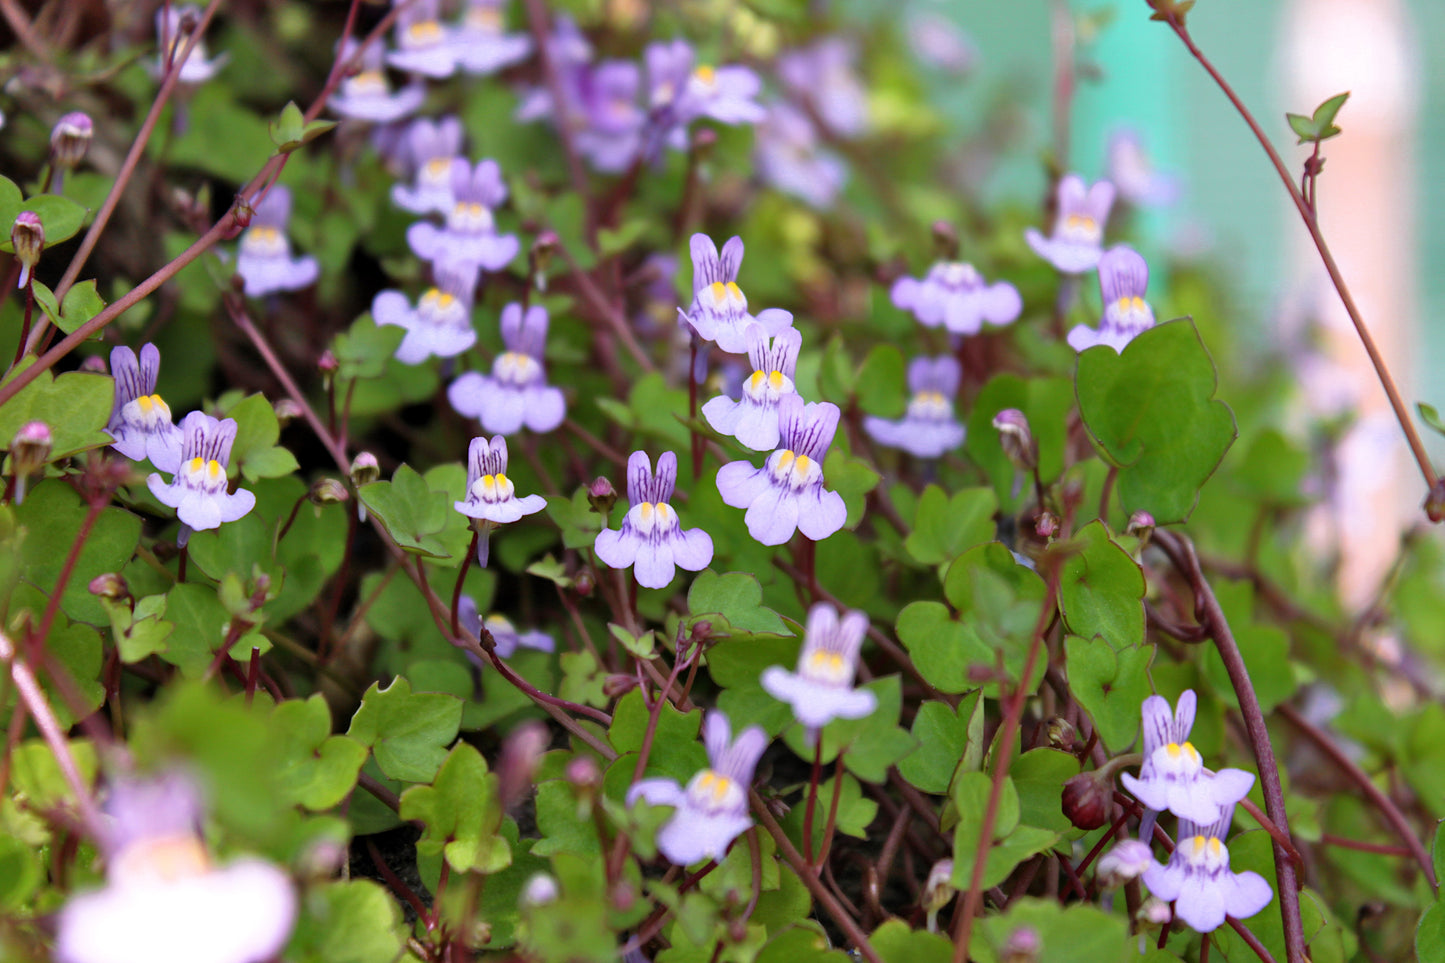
{"left": 687, "top": 570, "right": 788, "bottom": 636}
{"left": 110, "top": 593, "right": 175, "bottom": 663}
{"left": 823, "top": 449, "right": 881, "bottom": 527}
{"left": 1076, "top": 319, "right": 1237, "bottom": 523}
{"left": 950, "top": 774, "right": 1059, "bottom": 891}
{"left": 359, "top": 465, "right": 455, "bottom": 558}
{"left": 161, "top": 582, "right": 230, "bottom": 677}
{"left": 870, "top": 920, "right": 953, "bottom": 963}
{"left": 1010, "top": 749, "right": 1078, "bottom": 833}
{"left": 269, "top": 100, "right": 306, "bottom": 150}
{"left": 1419, "top": 903, "right": 1445, "bottom": 963}
{"left": 16, "top": 481, "right": 141, "bottom": 624}
{"left": 1231, "top": 428, "right": 1309, "bottom": 506}
{"left": 0, "top": 360, "right": 114, "bottom": 459}
{"left": 856, "top": 344, "right": 907, "bottom": 417}
{"left": 286, "top": 879, "right": 405, "bottom": 963}
{"left": 218, "top": 393, "right": 299, "bottom": 482}
{"left": 904, "top": 486, "right": 998, "bottom": 566}
{"left": 781, "top": 772, "right": 879, "bottom": 851}
{"left": 38, "top": 279, "right": 107, "bottom": 335}
{"left": 400, "top": 742, "right": 512, "bottom": 874}
{"left": 1057, "top": 521, "right": 1145, "bottom": 650}
{"left": 897, "top": 693, "right": 983, "bottom": 793}
{"left": 974, "top": 898, "right": 1131, "bottom": 963}
{"left": 1287, "top": 91, "right": 1350, "bottom": 144}
{"left": 1419, "top": 402, "right": 1445, "bottom": 440}
{"left": 1065, "top": 636, "right": 1155, "bottom": 752}
{"left": 896, "top": 600, "right": 990, "bottom": 694}
{"left": 0, "top": 834, "right": 42, "bottom": 911}
{"left": 273, "top": 695, "right": 367, "bottom": 811}
{"left": 965, "top": 374, "right": 1075, "bottom": 511}
{"left": 333, "top": 313, "right": 404, "bottom": 381}
{"left": 347, "top": 676, "right": 462, "bottom": 783}
{"left": 608, "top": 689, "right": 705, "bottom": 788}
{"left": 0, "top": 176, "right": 22, "bottom": 231}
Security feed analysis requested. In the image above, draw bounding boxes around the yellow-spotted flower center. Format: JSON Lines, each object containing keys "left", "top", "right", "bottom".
{"left": 1062, "top": 213, "right": 1102, "bottom": 243}
{"left": 906, "top": 390, "right": 952, "bottom": 422}
{"left": 422, "top": 156, "right": 454, "bottom": 186}
{"left": 687, "top": 65, "right": 718, "bottom": 98}
{"left": 1150, "top": 740, "right": 1204, "bottom": 781}
{"left": 483, "top": 613, "right": 515, "bottom": 635}
{"left": 1109, "top": 295, "right": 1153, "bottom": 334}
{"left": 182, "top": 457, "right": 227, "bottom": 493}
{"left": 419, "top": 288, "right": 468, "bottom": 328}
{"left": 404, "top": 20, "right": 445, "bottom": 48}
{"left": 768, "top": 449, "right": 822, "bottom": 491}
{"left": 801, "top": 648, "right": 851, "bottom": 686}
{"left": 466, "top": 5, "right": 504, "bottom": 32}
{"left": 743, "top": 369, "right": 794, "bottom": 405}
{"left": 699, "top": 280, "right": 748, "bottom": 318}
{"left": 937, "top": 261, "right": 980, "bottom": 289}
{"left": 122, "top": 393, "right": 173, "bottom": 431}
{"left": 471, "top": 472, "right": 515, "bottom": 503}
{"left": 240, "top": 225, "right": 286, "bottom": 258}
{"left": 111, "top": 833, "right": 211, "bottom": 886}
{"left": 347, "top": 71, "right": 389, "bottom": 98}
{"left": 630, "top": 501, "right": 676, "bottom": 537}
{"left": 449, "top": 201, "right": 495, "bottom": 234}
{"left": 494, "top": 350, "right": 542, "bottom": 386}
{"left": 686, "top": 768, "right": 745, "bottom": 814}
{"left": 1184, "top": 834, "right": 1227, "bottom": 873}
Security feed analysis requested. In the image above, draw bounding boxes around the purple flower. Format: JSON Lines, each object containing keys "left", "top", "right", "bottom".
{"left": 148, "top": 413, "right": 256, "bottom": 546}
{"left": 447, "top": 303, "right": 566, "bottom": 434}
{"left": 154, "top": 5, "right": 227, "bottom": 85}
{"left": 863, "top": 356, "right": 966, "bottom": 458}
{"left": 514, "top": 16, "right": 592, "bottom": 125}
{"left": 1108, "top": 128, "right": 1180, "bottom": 207}
{"left": 329, "top": 41, "right": 425, "bottom": 123}
{"left": 905, "top": 12, "right": 978, "bottom": 75}
{"left": 106, "top": 344, "right": 182, "bottom": 473}
{"left": 1096, "top": 838, "right": 1156, "bottom": 888}
{"left": 1024, "top": 174, "right": 1116, "bottom": 274}
{"left": 56, "top": 771, "right": 296, "bottom": 963}
{"left": 391, "top": 116, "right": 466, "bottom": 214}
{"left": 386, "top": 0, "right": 460, "bottom": 79}
{"left": 373, "top": 263, "right": 480, "bottom": 364}
{"left": 754, "top": 102, "right": 847, "bottom": 210}
{"left": 234, "top": 185, "right": 319, "bottom": 298}
{"left": 777, "top": 39, "right": 868, "bottom": 139}
{"left": 458, "top": 596, "right": 554, "bottom": 657}
{"left": 890, "top": 261, "right": 1021, "bottom": 334}
{"left": 573, "top": 61, "right": 647, "bottom": 173}
{"left": 1068, "top": 245, "right": 1157, "bottom": 353}
{"left": 645, "top": 41, "right": 764, "bottom": 151}
{"left": 407, "top": 159, "right": 520, "bottom": 274}
{"left": 453, "top": 0, "right": 533, "bottom": 76}
{"left": 716, "top": 394, "right": 848, "bottom": 546}
{"left": 594, "top": 451, "right": 713, "bottom": 590}
{"left": 454, "top": 436, "right": 547, "bottom": 526}
{"left": 1120, "top": 691, "right": 1255, "bottom": 826}
{"left": 761, "top": 603, "right": 877, "bottom": 732}
{"left": 702, "top": 324, "right": 801, "bottom": 451}
{"left": 626, "top": 711, "right": 766, "bottom": 865}
{"left": 1142, "top": 808, "right": 1273, "bottom": 933}
{"left": 680, "top": 234, "right": 793, "bottom": 354}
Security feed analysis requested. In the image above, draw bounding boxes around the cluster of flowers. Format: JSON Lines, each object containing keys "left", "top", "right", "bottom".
{"left": 1098, "top": 691, "right": 1274, "bottom": 934}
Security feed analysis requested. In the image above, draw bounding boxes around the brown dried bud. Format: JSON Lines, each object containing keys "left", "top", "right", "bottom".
{"left": 88, "top": 572, "right": 130, "bottom": 600}
{"left": 1046, "top": 717, "right": 1077, "bottom": 752}
{"left": 1060, "top": 771, "right": 1110, "bottom": 830}
{"left": 931, "top": 219, "right": 959, "bottom": 259}
{"left": 922, "top": 859, "right": 955, "bottom": 913}
{"left": 273, "top": 398, "right": 303, "bottom": 425}
{"left": 992, "top": 408, "right": 1037, "bottom": 472}
{"left": 1127, "top": 510, "right": 1156, "bottom": 539}
{"left": 50, "top": 112, "right": 93, "bottom": 171}
{"left": 12, "top": 211, "right": 43, "bottom": 287}
{"left": 602, "top": 673, "right": 638, "bottom": 698}
{"left": 349, "top": 452, "right": 380, "bottom": 487}
{"left": 12, "top": 421, "right": 51, "bottom": 470}
{"left": 309, "top": 478, "right": 349, "bottom": 505}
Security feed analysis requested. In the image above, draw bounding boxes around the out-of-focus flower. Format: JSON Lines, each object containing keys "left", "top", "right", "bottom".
{"left": 1107, "top": 128, "right": 1180, "bottom": 207}
{"left": 514, "top": 15, "right": 592, "bottom": 126}
{"left": 1025, "top": 174, "right": 1115, "bottom": 274}
{"left": 626, "top": 711, "right": 766, "bottom": 865}
{"left": 594, "top": 450, "right": 713, "bottom": 589}
{"left": 644, "top": 40, "right": 764, "bottom": 157}
{"left": 702, "top": 324, "right": 801, "bottom": 452}
{"left": 387, "top": 0, "right": 460, "bottom": 78}
{"left": 106, "top": 344, "right": 183, "bottom": 473}
{"left": 457, "top": 597, "right": 554, "bottom": 657}
{"left": 50, "top": 112, "right": 93, "bottom": 190}
{"left": 761, "top": 603, "right": 876, "bottom": 734}
{"left": 1120, "top": 690, "right": 1255, "bottom": 825}
{"left": 453, "top": 0, "right": 533, "bottom": 75}
{"left": 407, "top": 159, "right": 519, "bottom": 274}
{"left": 391, "top": 116, "right": 466, "bottom": 214}
{"left": 716, "top": 394, "right": 848, "bottom": 546}
{"left": 1142, "top": 807, "right": 1273, "bottom": 933}
{"left": 680, "top": 234, "right": 793, "bottom": 354}
{"left": 234, "top": 185, "right": 319, "bottom": 298}
{"left": 11, "top": 211, "right": 43, "bottom": 289}
{"left": 448, "top": 303, "right": 566, "bottom": 434}
{"left": 777, "top": 39, "right": 868, "bottom": 139}
{"left": 992, "top": 409, "right": 1037, "bottom": 474}
{"left": 574, "top": 61, "right": 647, "bottom": 172}
{"left": 863, "top": 356, "right": 966, "bottom": 458}
{"left": 905, "top": 12, "right": 978, "bottom": 75}
{"left": 373, "top": 263, "right": 480, "bottom": 364}
{"left": 147, "top": 413, "right": 255, "bottom": 547}
{"left": 154, "top": 5, "right": 227, "bottom": 85}
{"left": 754, "top": 102, "right": 847, "bottom": 209}
{"left": 1096, "top": 839, "right": 1155, "bottom": 888}
{"left": 1068, "top": 245, "right": 1156, "bottom": 353}
{"left": 890, "top": 261, "right": 1021, "bottom": 334}
{"left": 330, "top": 41, "right": 426, "bottom": 123}
{"left": 453, "top": 436, "right": 546, "bottom": 565}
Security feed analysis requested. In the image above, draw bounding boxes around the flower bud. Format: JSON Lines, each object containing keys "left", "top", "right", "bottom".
{"left": 611, "top": 879, "right": 636, "bottom": 914}
{"left": 309, "top": 478, "right": 349, "bottom": 505}
{"left": 317, "top": 349, "right": 338, "bottom": 375}
{"left": 496, "top": 721, "right": 548, "bottom": 809}
{"left": 1136, "top": 897, "right": 1172, "bottom": 930}
{"left": 88, "top": 572, "right": 130, "bottom": 600}
{"left": 521, "top": 873, "right": 559, "bottom": 907}
{"left": 922, "top": 858, "right": 955, "bottom": 914}
{"left": 564, "top": 755, "right": 600, "bottom": 791}
{"left": 1034, "top": 510, "right": 1059, "bottom": 539}
{"left": 992, "top": 408, "right": 1037, "bottom": 472}
{"left": 572, "top": 569, "right": 595, "bottom": 597}
{"left": 12, "top": 421, "right": 51, "bottom": 471}
{"left": 528, "top": 231, "right": 557, "bottom": 293}
{"left": 1060, "top": 771, "right": 1110, "bottom": 830}
{"left": 1427, "top": 479, "right": 1445, "bottom": 524}
{"left": 232, "top": 196, "right": 255, "bottom": 230}
{"left": 602, "top": 673, "right": 638, "bottom": 698}
{"left": 1046, "top": 717, "right": 1077, "bottom": 752}
{"left": 587, "top": 476, "right": 617, "bottom": 517}
{"left": 12, "top": 211, "right": 43, "bottom": 288}
{"left": 273, "top": 398, "right": 303, "bottom": 425}
{"left": 80, "top": 355, "right": 108, "bottom": 374}
{"left": 1126, "top": 510, "right": 1155, "bottom": 539}
{"left": 931, "top": 219, "right": 959, "bottom": 259}
{"left": 49, "top": 112, "right": 93, "bottom": 171}
{"left": 1001, "top": 925, "right": 1041, "bottom": 963}
{"left": 349, "top": 452, "right": 380, "bottom": 487}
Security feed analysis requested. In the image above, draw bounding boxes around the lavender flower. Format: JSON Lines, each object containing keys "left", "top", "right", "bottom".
{"left": 234, "top": 185, "right": 318, "bottom": 298}
{"left": 680, "top": 234, "right": 793, "bottom": 354}
{"left": 905, "top": 12, "right": 978, "bottom": 75}
{"left": 148, "top": 413, "right": 255, "bottom": 547}
{"left": 1142, "top": 808, "right": 1273, "bottom": 933}
{"left": 716, "top": 395, "right": 848, "bottom": 546}
{"left": 458, "top": 596, "right": 554, "bottom": 657}
{"left": 453, "top": 0, "right": 533, "bottom": 76}
{"left": 514, "top": 16, "right": 592, "bottom": 126}
{"left": 1025, "top": 174, "right": 1116, "bottom": 274}
{"left": 56, "top": 771, "right": 296, "bottom": 963}
{"left": 573, "top": 61, "right": 647, "bottom": 173}
{"left": 754, "top": 102, "right": 847, "bottom": 210}
{"left": 454, "top": 436, "right": 546, "bottom": 565}
{"left": 701, "top": 324, "right": 801, "bottom": 451}
{"left": 1096, "top": 838, "right": 1155, "bottom": 888}
{"left": 154, "top": 5, "right": 227, "bottom": 86}
{"left": 447, "top": 303, "right": 565, "bottom": 435}
{"left": 777, "top": 39, "right": 868, "bottom": 139}
{"left": 1068, "top": 245, "right": 1157, "bottom": 353}
{"left": 407, "top": 159, "right": 519, "bottom": 274}
{"left": 645, "top": 41, "right": 764, "bottom": 154}
{"left": 890, "top": 261, "right": 1022, "bottom": 334}
{"left": 863, "top": 356, "right": 966, "bottom": 458}
{"left": 391, "top": 116, "right": 466, "bottom": 214}
{"left": 1107, "top": 128, "right": 1180, "bottom": 207}
{"left": 761, "top": 603, "right": 877, "bottom": 733}
{"left": 594, "top": 451, "right": 713, "bottom": 590}
{"left": 626, "top": 711, "right": 766, "bottom": 865}
{"left": 1120, "top": 690, "right": 1255, "bottom": 826}
{"left": 329, "top": 41, "right": 426, "bottom": 123}
{"left": 373, "top": 263, "right": 480, "bottom": 364}
{"left": 387, "top": 0, "right": 460, "bottom": 78}
{"left": 106, "top": 344, "right": 182, "bottom": 473}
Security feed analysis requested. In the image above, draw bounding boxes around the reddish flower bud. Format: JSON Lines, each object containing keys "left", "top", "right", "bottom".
{"left": 587, "top": 476, "right": 617, "bottom": 517}
{"left": 50, "top": 112, "right": 93, "bottom": 171}
{"left": 1061, "top": 771, "right": 1111, "bottom": 830}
